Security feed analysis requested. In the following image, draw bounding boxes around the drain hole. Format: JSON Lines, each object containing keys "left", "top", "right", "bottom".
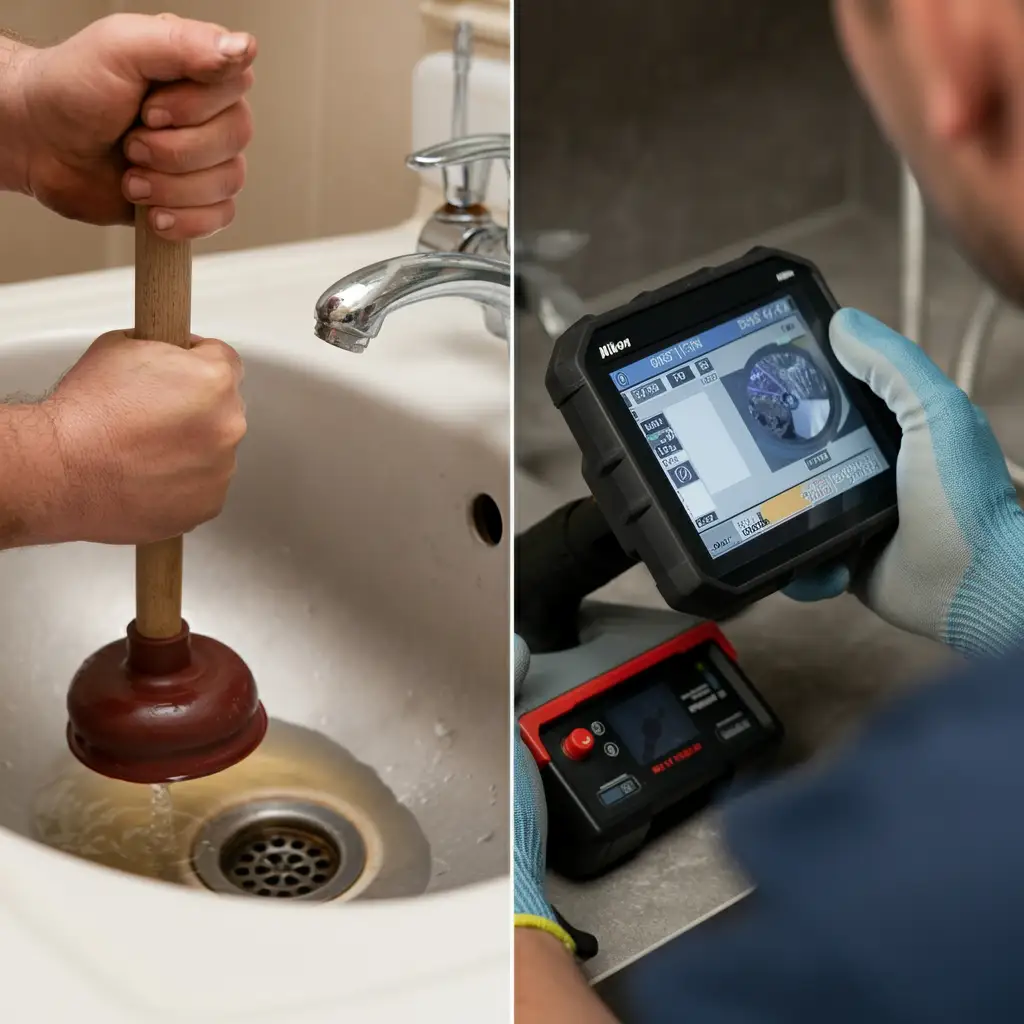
{"left": 470, "top": 494, "right": 503, "bottom": 546}
{"left": 200, "top": 810, "right": 358, "bottom": 903}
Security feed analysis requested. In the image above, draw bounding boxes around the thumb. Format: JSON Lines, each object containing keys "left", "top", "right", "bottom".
{"left": 87, "top": 13, "right": 256, "bottom": 86}
{"left": 829, "top": 308, "right": 963, "bottom": 431}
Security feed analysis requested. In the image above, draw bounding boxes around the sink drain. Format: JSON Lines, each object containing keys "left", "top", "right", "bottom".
{"left": 192, "top": 799, "right": 367, "bottom": 902}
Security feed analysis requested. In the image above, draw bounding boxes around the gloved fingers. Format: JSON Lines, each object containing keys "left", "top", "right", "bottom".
{"left": 830, "top": 308, "right": 963, "bottom": 431}
{"left": 514, "top": 733, "right": 548, "bottom": 845}
{"left": 513, "top": 634, "right": 531, "bottom": 700}
{"left": 830, "top": 307, "right": 1015, "bottom": 501}
{"left": 783, "top": 561, "right": 852, "bottom": 602}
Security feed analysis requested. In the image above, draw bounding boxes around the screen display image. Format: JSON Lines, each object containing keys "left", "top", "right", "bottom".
{"left": 608, "top": 295, "right": 889, "bottom": 559}
{"left": 605, "top": 684, "right": 699, "bottom": 766}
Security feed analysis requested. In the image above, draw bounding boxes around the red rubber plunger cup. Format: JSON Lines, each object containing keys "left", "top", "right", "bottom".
{"left": 65, "top": 211, "right": 266, "bottom": 784}
{"left": 67, "top": 620, "right": 267, "bottom": 783}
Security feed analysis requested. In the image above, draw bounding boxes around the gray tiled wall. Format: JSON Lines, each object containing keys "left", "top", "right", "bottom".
{"left": 516, "top": 0, "right": 899, "bottom": 299}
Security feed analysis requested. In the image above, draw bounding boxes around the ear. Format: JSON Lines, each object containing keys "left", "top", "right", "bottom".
{"left": 897, "top": 0, "right": 997, "bottom": 143}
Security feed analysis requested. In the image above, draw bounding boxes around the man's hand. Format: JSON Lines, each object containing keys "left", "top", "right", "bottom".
{"left": 6, "top": 13, "right": 255, "bottom": 240}
{"left": 785, "top": 308, "right": 1024, "bottom": 658}
{"left": 3, "top": 330, "right": 246, "bottom": 548}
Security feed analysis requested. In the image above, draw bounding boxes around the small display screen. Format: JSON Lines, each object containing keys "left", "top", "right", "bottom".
{"left": 605, "top": 683, "right": 699, "bottom": 766}
{"left": 608, "top": 295, "right": 890, "bottom": 559}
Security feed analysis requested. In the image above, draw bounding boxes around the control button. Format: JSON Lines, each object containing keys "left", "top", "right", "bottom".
{"left": 562, "top": 727, "right": 595, "bottom": 761}
{"left": 591, "top": 721, "right": 606, "bottom": 737}
{"left": 598, "top": 774, "right": 641, "bottom": 806}
{"left": 716, "top": 716, "right": 752, "bottom": 743}
{"left": 603, "top": 741, "right": 620, "bottom": 758}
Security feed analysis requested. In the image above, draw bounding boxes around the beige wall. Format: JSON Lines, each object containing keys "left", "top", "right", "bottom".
{"left": 0, "top": 0, "right": 505, "bottom": 284}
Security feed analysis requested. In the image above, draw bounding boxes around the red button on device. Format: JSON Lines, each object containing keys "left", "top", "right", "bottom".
{"left": 562, "top": 727, "right": 595, "bottom": 761}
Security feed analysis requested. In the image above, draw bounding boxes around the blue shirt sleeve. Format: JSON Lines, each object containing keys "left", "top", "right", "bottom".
{"left": 608, "top": 649, "right": 1024, "bottom": 1022}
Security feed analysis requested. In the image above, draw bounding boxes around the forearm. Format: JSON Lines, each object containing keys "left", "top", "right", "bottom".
{"left": 0, "top": 402, "right": 66, "bottom": 549}
{"left": 515, "top": 929, "right": 619, "bottom": 1024}
{"left": 0, "top": 29, "right": 34, "bottom": 194}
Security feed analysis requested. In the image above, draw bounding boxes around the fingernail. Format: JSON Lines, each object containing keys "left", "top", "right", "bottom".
{"left": 126, "top": 140, "right": 151, "bottom": 166}
{"left": 124, "top": 174, "right": 151, "bottom": 200}
{"left": 217, "top": 32, "right": 250, "bottom": 57}
{"left": 144, "top": 107, "right": 172, "bottom": 129}
{"left": 154, "top": 211, "right": 176, "bottom": 232}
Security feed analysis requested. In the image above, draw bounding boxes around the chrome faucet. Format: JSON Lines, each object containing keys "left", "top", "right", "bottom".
{"left": 408, "top": 134, "right": 510, "bottom": 260}
{"left": 314, "top": 251, "right": 509, "bottom": 353}
{"left": 406, "top": 20, "right": 509, "bottom": 260}
{"left": 313, "top": 20, "right": 509, "bottom": 354}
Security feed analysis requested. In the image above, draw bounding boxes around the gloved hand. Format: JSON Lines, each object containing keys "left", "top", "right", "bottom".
{"left": 786, "top": 308, "right": 1024, "bottom": 658}
{"left": 513, "top": 635, "right": 575, "bottom": 955}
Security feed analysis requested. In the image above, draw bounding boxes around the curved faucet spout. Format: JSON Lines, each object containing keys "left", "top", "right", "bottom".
{"left": 314, "top": 252, "right": 510, "bottom": 353}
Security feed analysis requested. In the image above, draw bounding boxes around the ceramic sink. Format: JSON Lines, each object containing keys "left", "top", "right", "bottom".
{"left": 0, "top": 215, "right": 509, "bottom": 1022}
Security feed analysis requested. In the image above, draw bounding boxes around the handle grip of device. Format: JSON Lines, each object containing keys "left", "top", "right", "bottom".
{"left": 515, "top": 498, "right": 639, "bottom": 654}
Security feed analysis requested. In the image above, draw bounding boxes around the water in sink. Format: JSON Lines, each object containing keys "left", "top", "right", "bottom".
{"left": 32, "top": 719, "right": 432, "bottom": 900}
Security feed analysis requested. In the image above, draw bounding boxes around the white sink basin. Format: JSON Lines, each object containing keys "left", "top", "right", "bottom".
{"left": 0, "top": 217, "right": 509, "bottom": 1022}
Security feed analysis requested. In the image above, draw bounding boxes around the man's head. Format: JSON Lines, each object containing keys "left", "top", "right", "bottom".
{"left": 835, "top": 0, "right": 1024, "bottom": 302}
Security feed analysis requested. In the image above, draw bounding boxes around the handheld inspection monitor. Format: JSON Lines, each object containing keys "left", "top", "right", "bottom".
{"left": 546, "top": 247, "right": 901, "bottom": 617}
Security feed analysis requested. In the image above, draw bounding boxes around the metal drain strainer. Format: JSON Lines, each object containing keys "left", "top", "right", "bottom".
{"left": 192, "top": 798, "right": 367, "bottom": 902}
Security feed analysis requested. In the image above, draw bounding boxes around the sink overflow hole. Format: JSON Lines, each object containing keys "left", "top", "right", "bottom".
{"left": 470, "top": 493, "right": 503, "bottom": 546}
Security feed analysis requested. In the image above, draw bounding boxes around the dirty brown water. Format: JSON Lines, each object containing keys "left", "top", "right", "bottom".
{"left": 33, "top": 719, "right": 432, "bottom": 900}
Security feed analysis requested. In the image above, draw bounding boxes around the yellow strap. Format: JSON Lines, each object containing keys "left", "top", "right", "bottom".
{"left": 514, "top": 913, "right": 577, "bottom": 956}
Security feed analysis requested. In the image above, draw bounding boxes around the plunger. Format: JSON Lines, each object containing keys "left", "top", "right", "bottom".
{"left": 65, "top": 210, "right": 267, "bottom": 784}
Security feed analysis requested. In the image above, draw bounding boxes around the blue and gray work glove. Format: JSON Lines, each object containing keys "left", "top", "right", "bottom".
{"left": 513, "top": 635, "right": 577, "bottom": 955}
{"left": 787, "top": 308, "right": 1024, "bottom": 658}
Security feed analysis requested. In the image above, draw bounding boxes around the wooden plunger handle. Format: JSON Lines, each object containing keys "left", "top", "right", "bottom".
{"left": 133, "top": 208, "right": 192, "bottom": 639}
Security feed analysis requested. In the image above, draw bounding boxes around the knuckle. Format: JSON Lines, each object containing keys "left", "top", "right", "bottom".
{"left": 231, "top": 101, "right": 255, "bottom": 150}
{"left": 223, "top": 411, "right": 247, "bottom": 447}
{"left": 225, "top": 155, "right": 246, "bottom": 198}
{"left": 218, "top": 197, "right": 237, "bottom": 228}
{"left": 205, "top": 357, "right": 236, "bottom": 392}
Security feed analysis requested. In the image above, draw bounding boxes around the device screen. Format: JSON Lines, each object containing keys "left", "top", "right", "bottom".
{"left": 608, "top": 295, "right": 890, "bottom": 559}
{"left": 605, "top": 683, "right": 700, "bottom": 766}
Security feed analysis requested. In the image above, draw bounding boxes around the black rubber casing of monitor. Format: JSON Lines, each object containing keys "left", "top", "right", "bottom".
{"left": 545, "top": 246, "right": 902, "bottom": 619}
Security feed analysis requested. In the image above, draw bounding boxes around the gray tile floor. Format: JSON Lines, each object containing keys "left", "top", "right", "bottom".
{"left": 515, "top": 204, "right": 1024, "bottom": 973}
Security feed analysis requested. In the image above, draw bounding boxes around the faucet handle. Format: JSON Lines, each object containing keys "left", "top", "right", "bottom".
{"left": 407, "top": 134, "right": 509, "bottom": 170}
{"left": 407, "top": 133, "right": 510, "bottom": 212}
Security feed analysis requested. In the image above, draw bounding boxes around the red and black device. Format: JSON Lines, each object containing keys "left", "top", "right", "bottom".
{"left": 519, "top": 619, "right": 782, "bottom": 879}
